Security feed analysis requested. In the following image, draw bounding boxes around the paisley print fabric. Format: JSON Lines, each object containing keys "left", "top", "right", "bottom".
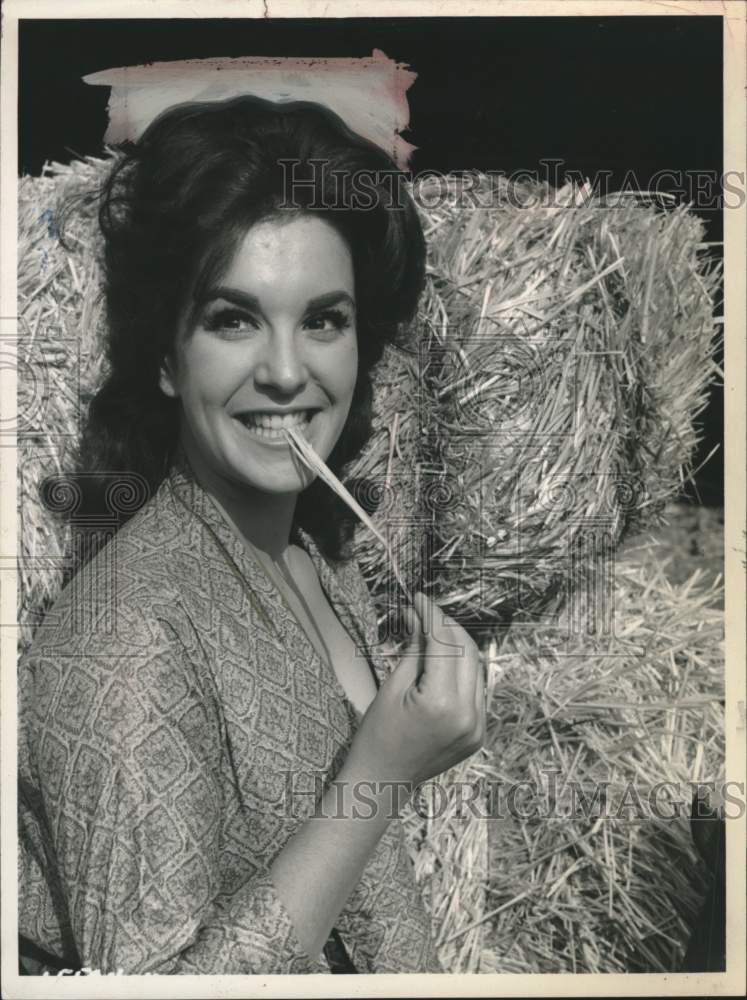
{"left": 18, "top": 456, "right": 442, "bottom": 975}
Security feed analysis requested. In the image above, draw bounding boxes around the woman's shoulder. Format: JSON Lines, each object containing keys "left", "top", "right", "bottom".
{"left": 22, "top": 477, "right": 195, "bottom": 661}
{"left": 18, "top": 479, "right": 217, "bottom": 743}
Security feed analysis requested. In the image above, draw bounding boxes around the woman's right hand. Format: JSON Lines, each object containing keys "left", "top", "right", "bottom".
{"left": 346, "top": 592, "right": 486, "bottom": 791}
{"left": 272, "top": 592, "right": 484, "bottom": 958}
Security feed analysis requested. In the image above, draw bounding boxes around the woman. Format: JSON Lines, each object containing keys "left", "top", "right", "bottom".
{"left": 18, "top": 96, "right": 485, "bottom": 975}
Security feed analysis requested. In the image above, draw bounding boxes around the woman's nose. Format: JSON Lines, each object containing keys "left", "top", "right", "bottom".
{"left": 253, "top": 330, "right": 308, "bottom": 394}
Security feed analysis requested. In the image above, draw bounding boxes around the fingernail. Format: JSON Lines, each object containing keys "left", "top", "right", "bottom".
{"left": 404, "top": 606, "right": 415, "bottom": 637}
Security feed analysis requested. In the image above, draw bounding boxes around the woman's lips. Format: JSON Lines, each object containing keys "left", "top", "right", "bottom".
{"left": 234, "top": 409, "right": 317, "bottom": 444}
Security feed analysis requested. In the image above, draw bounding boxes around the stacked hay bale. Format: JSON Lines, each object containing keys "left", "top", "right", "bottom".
{"left": 345, "top": 173, "right": 723, "bottom": 969}
{"left": 17, "top": 156, "right": 723, "bottom": 973}
{"left": 394, "top": 509, "right": 725, "bottom": 973}
{"left": 17, "top": 158, "right": 109, "bottom": 651}
{"left": 347, "top": 173, "right": 720, "bottom": 635}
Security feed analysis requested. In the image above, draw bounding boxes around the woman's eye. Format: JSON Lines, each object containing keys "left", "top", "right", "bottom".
{"left": 202, "top": 309, "right": 258, "bottom": 337}
{"left": 304, "top": 309, "right": 352, "bottom": 336}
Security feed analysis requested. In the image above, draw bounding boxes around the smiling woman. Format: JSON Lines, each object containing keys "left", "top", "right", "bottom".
{"left": 18, "top": 95, "right": 487, "bottom": 976}
{"left": 160, "top": 216, "right": 359, "bottom": 509}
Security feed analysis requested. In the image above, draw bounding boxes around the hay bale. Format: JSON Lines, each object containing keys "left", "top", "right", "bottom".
{"left": 17, "top": 157, "right": 110, "bottom": 652}
{"left": 407, "top": 174, "right": 721, "bottom": 633}
{"left": 342, "top": 173, "right": 720, "bottom": 641}
{"left": 404, "top": 520, "right": 724, "bottom": 972}
{"left": 345, "top": 341, "right": 429, "bottom": 633}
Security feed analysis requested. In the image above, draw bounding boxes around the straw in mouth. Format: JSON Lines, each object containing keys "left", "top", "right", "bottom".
{"left": 284, "top": 425, "right": 414, "bottom": 607}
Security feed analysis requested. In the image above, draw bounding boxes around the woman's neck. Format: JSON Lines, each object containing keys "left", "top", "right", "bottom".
{"left": 214, "top": 487, "right": 297, "bottom": 562}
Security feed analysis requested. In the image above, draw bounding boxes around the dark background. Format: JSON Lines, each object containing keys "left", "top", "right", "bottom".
{"left": 18, "top": 16, "right": 724, "bottom": 504}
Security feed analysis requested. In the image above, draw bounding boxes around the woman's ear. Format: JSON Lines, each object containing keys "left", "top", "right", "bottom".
{"left": 159, "top": 356, "right": 179, "bottom": 399}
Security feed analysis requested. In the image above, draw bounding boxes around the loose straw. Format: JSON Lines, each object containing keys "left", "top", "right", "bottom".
{"left": 285, "top": 426, "right": 414, "bottom": 606}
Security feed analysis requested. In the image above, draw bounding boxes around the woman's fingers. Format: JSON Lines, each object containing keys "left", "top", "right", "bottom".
{"left": 411, "top": 595, "right": 481, "bottom": 739}
{"left": 411, "top": 595, "right": 461, "bottom": 699}
{"left": 425, "top": 597, "right": 484, "bottom": 744}
{"left": 391, "top": 601, "right": 425, "bottom": 690}
{"left": 358, "top": 592, "right": 488, "bottom": 787}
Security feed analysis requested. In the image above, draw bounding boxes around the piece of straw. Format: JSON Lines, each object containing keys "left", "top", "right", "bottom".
{"left": 285, "top": 426, "right": 414, "bottom": 606}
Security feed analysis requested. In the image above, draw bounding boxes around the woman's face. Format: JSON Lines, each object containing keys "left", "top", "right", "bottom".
{"left": 160, "top": 214, "right": 358, "bottom": 497}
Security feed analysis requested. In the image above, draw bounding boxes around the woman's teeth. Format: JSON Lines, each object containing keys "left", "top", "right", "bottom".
{"left": 239, "top": 410, "right": 313, "bottom": 439}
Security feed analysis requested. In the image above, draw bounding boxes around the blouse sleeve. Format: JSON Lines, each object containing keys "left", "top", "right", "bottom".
{"left": 25, "top": 598, "right": 329, "bottom": 976}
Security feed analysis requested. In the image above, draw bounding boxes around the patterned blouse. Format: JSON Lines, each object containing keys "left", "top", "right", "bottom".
{"left": 18, "top": 458, "right": 442, "bottom": 975}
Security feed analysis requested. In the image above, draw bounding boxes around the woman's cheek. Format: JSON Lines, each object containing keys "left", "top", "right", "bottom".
{"left": 187, "top": 337, "right": 248, "bottom": 396}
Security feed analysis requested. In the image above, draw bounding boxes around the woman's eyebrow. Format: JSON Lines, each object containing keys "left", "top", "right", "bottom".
{"left": 304, "top": 291, "right": 356, "bottom": 312}
{"left": 196, "top": 287, "right": 355, "bottom": 312}
{"left": 195, "top": 287, "right": 262, "bottom": 311}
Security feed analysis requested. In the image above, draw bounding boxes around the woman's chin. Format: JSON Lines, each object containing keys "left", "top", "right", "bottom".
{"left": 224, "top": 451, "right": 316, "bottom": 496}
{"left": 230, "top": 464, "right": 315, "bottom": 496}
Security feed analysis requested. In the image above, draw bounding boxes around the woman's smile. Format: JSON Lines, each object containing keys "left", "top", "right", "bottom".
{"left": 159, "top": 214, "right": 358, "bottom": 496}
{"left": 233, "top": 407, "right": 319, "bottom": 444}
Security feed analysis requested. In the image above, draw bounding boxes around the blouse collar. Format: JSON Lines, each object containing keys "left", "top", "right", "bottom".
{"left": 164, "top": 452, "right": 389, "bottom": 689}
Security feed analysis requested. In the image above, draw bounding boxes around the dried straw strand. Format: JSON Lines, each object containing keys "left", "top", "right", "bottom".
{"left": 285, "top": 426, "right": 414, "bottom": 606}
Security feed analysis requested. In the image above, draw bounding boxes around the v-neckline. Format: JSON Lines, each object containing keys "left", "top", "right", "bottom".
{"left": 249, "top": 540, "right": 342, "bottom": 691}
{"left": 287, "top": 537, "right": 378, "bottom": 720}
{"left": 166, "top": 457, "right": 384, "bottom": 722}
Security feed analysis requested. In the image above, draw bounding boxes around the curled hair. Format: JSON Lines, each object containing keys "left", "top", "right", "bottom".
{"left": 78, "top": 95, "right": 426, "bottom": 560}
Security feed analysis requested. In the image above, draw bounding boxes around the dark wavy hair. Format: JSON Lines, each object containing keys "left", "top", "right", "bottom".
{"left": 78, "top": 95, "right": 426, "bottom": 561}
